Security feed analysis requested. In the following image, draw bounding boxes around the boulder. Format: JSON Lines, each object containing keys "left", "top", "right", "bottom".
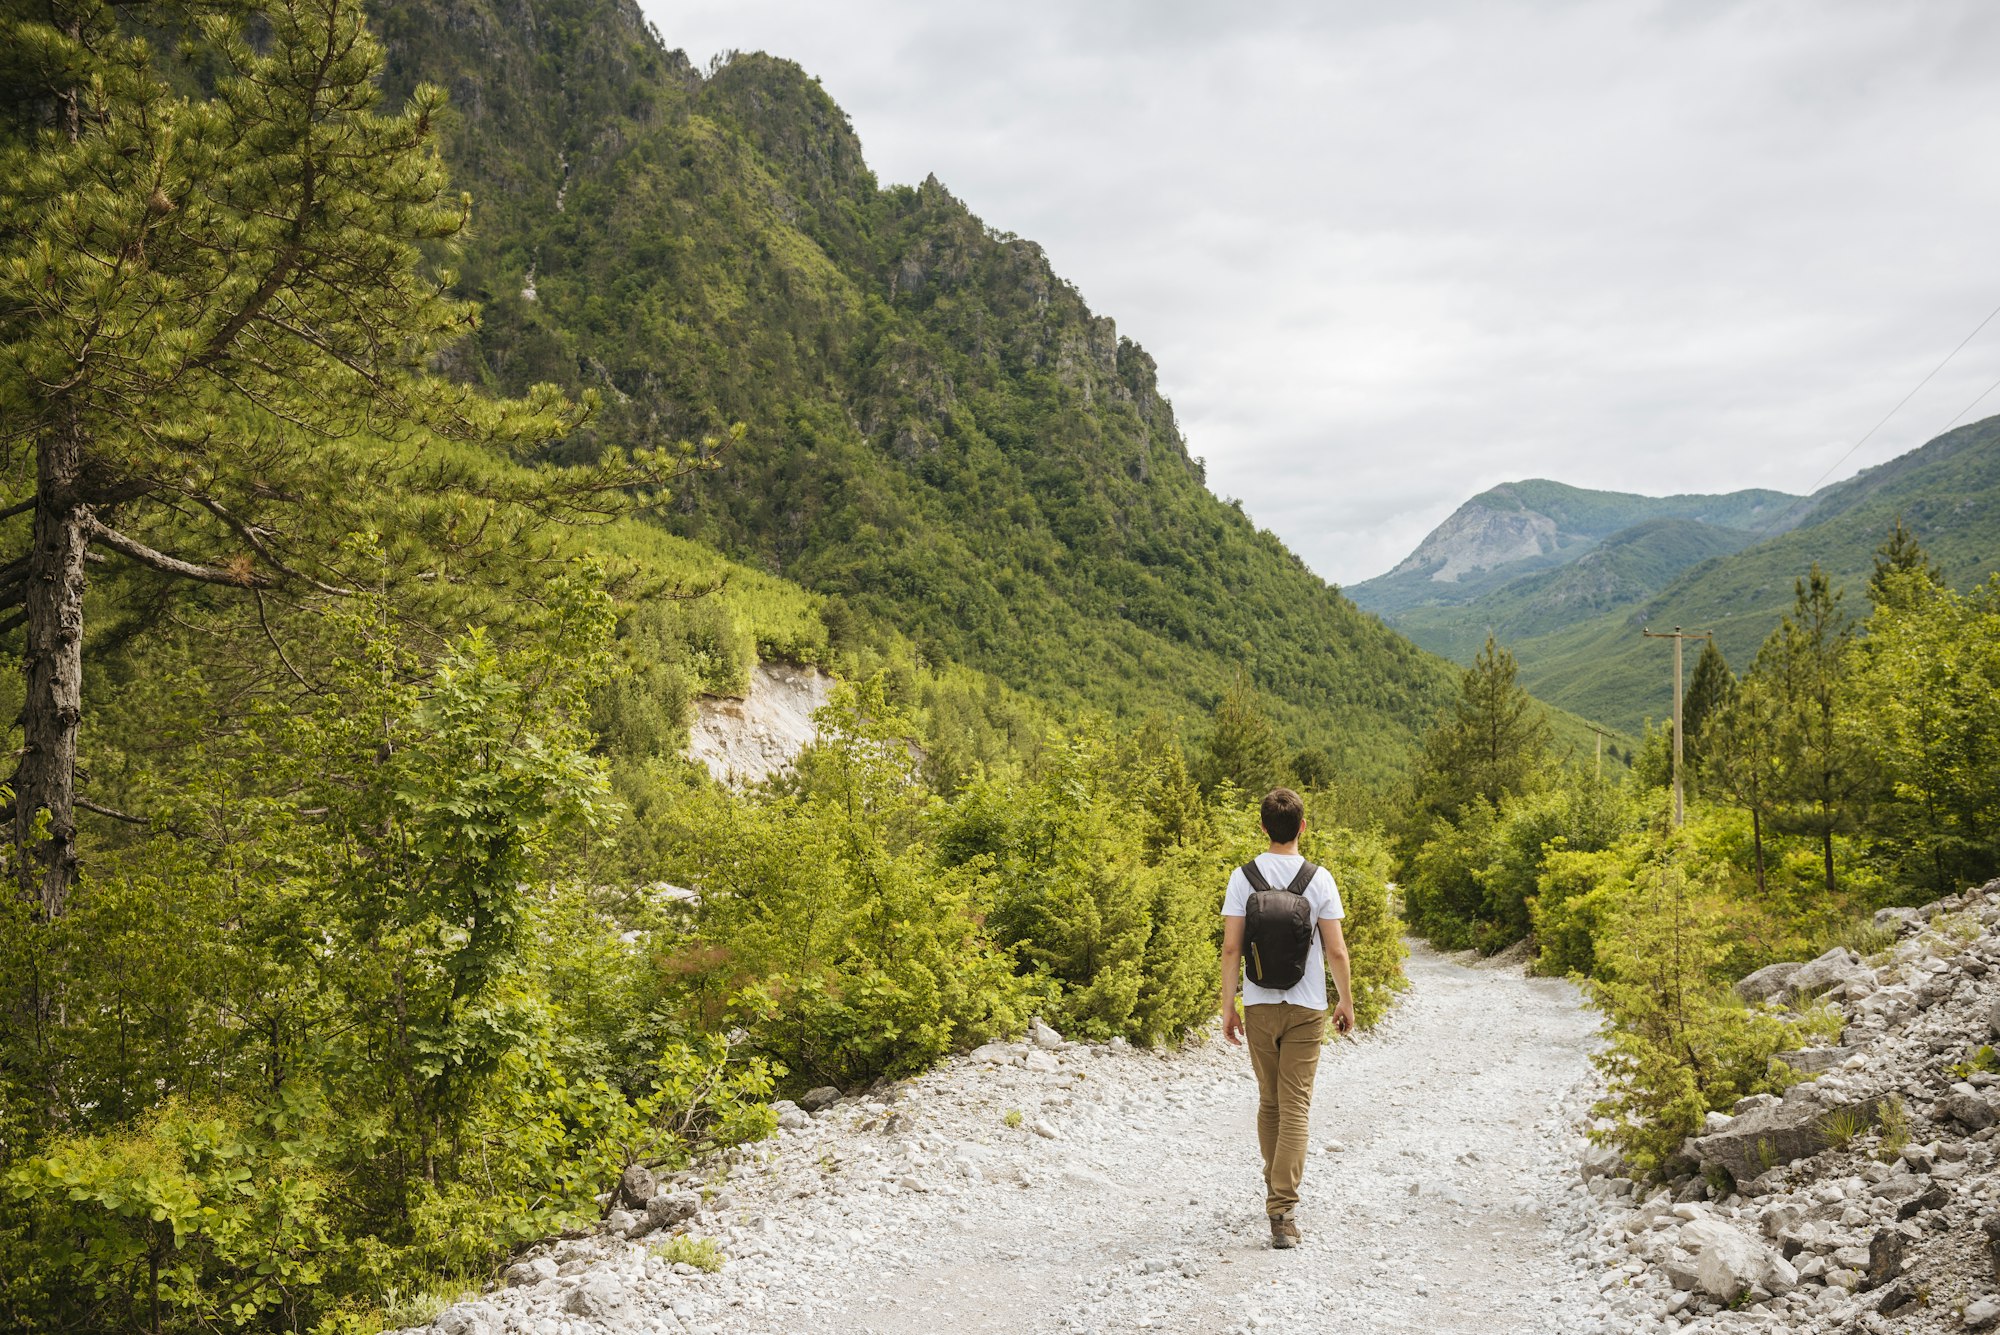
{"left": 1983, "top": 1215, "right": 2000, "bottom": 1281}
{"left": 1988, "top": 997, "right": 2000, "bottom": 1041}
{"left": 1942, "top": 1091, "right": 1999, "bottom": 1132}
{"left": 970, "top": 1042, "right": 1021, "bottom": 1065}
{"left": 1874, "top": 906, "right": 1924, "bottom": 936}
{"left": 1028, "top": 1017, "right": 1065, "bottom": 1049}
{"left": 644, "top": 1189, "right": 702, "bottom": 1232}
{"left": 1578, "top": 1141, "right": 1622, "bottom": 1183}
{"left": 1898, "top": 1186, "right": 1947, "bottom": 1223}
{"left": 1789, "top": 947, "right": 1873, "bottom": 998}
{"left": 1863, "top": 1228, "right": 1906, "bottom": 1290}
{"left": 799, "top": 1085, "right": 842, "bottom": 1113}
{"left": 617, "top": 1162, "right": 656, "bottom": 1209}
{"left": 1965, "top": 1295, "right": 2000, "bottom": 1330}
{"left": 1736, "top": 961, "right": 1804, "bottom": 1003}
{"left": 1774, "top": 1046, "right": 1845, "bottom": 1076}
{"left": 505, "top": 1258, "right": 557, "bottom": 1287}
{"left": 1873, "top": 1279, "right": 1920, "bottom": 1317}
{"left": 1678, "top": 1217, "right": 1798, "bottom": 1299}
{"left": 564, "top": 1275, "right": 628, "bottom": 1319}
{"left": 1686, "top": 1085, "right": 1888, "bottom": 1188}
{"left": 433, "top": 1306, "right": 498, "bottom": 1335}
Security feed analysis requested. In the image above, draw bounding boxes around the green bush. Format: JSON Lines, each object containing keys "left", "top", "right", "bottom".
{"left": 1586, "top": 832, "right": 1832, "bottom": 1177}
{"left": 656, "top": 682, "right": 1035, "bottom": 1088}
{"left": 1300, "top": 823, "right": 1408, "bottom": 1028}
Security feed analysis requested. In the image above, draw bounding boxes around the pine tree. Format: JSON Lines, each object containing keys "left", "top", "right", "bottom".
{"left": 1412, "top": 635, "right": 1551, "bottom": 823}
{"left": 1702, "top": 670, "right": 1776, "bottom": 895}
{"left": 1197, "top": 677, "right": 1288, "bottom": 796}
{"left": 1763, "top": 565, "right": 1872, "bottom": 896}
{"left": 0, "top": 1, "right": 688, "bottom": 914}
{"left": 1680, "top": 639, "right": 1733, "bottom": 792}
{"left": 1869, "top": 515, "right": 1945, "bottom": 611}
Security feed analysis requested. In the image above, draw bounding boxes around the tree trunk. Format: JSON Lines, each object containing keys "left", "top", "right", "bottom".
{"left": 14, "top": 427, "right": 91, "bottom": 919}
{"left": 1750, "top": 805, "right": 1767, "bottom": 897}
{"left": 1821, "top": 827, "right": 1837, "bottom": 898}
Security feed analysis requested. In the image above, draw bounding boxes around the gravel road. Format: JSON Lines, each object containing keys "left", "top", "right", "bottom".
{"left": 444, "top": 942, "right": 1625, "bottom": 1335}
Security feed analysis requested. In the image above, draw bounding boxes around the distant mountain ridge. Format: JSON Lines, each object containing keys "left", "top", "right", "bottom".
{"left": 1353, "top": 480, "right": 1802, "bottom": 617}
{"left": 1352, "top": 420, "right": 2000, "bottom": 732}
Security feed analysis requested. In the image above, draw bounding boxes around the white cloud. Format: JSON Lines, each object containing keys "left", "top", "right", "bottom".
{"left": 642, "top": 0, "right": 2000, "bottom": 584}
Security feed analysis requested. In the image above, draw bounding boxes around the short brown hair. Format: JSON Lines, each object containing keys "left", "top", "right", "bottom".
{"left": 1260, "top": 787, "right": 1305, "bottom": 843}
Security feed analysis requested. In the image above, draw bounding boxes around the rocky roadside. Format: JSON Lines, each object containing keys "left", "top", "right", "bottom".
{"left": 414, "top": 942, "right": 1628, "bottom": 1335}
{"left": 1573, "top": 877, "right": 2000, "bottom": 1334}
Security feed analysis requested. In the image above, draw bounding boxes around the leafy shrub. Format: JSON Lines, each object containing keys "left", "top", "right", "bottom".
{"left": 651, "top": 1235, "right": 725, "bottom": 1272}
{"left": 657, "top": 682, "right": 1035, "bottom": 1088}
{"left": 1587, "top": 834, "right": 1830, "bottom": 1177}
{"left": 1301, "top": 823, "right": 1408, "bottom": 1028}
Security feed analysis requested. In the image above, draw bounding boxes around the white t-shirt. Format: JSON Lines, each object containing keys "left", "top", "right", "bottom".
{"left": 1221, "top": 852, "right": 1344, "bottom": 1011}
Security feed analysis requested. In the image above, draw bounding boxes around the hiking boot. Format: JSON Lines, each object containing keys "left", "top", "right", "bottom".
{"left": 1270, "top": 1214, "right": 1300, "bottom": 1249}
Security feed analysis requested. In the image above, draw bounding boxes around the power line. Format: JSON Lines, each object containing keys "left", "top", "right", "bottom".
{"left": 1751, "top": 297, "right": 2000, "bottom": 537}
{"left": 1929, "top": 367, "right": 2000, "bottom": 439}
{"left": 1801, "top": 298, "right": 2000, "bottom": 496}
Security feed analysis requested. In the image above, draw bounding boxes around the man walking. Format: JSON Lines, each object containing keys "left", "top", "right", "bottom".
{"left": 1219, "top": 787, "right": 1354, "bottom": 1249}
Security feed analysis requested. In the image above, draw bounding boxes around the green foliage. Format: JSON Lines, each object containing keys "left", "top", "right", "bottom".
{"left": 1197, "top": 680, "right": 1290, "bottom": 795}
{"left": 1409, "top": 636, "right": 1553, "bottom": 826}
{"left": 1403, "top": 760, "right": 1624, "bottom": 954}
{"left": 1848, "top": 570, "right": 2000, "bottom": 897}
{"left": 651, "top": 1235, "right": 725, "bottom": 1272}
{"left": 4, "top": 1089, "right": 340, "bottom": 1333}
{"left": 654, "top": 681, "right": 1035, "bottom": 1089}
{"left": 1588, "top": 831, "right": 1820, "bottom": 1177}
{"left": 1759, "top": 565, "right": 1873, "bottom": 895}
{"left": 1299, "top": 823, "right": 1408, "bottom": 1028}
{"left": 1948, "top": 1047, "right": 2000, "bottom": 1081}
{"left": 1817, "top": 1107, "right": 1872, "bottom": 1149}
{"left": 1875, "top": 1096, "right": 1910, "bottom": 1162}
{"left": 1681, "top": 639, "right": 1733, "bottom": 789}
{"left": 1870, "top": 515, "right": 1946, "bottom": 610}
{"left": 357, "top": 10, "right": 1465, "bottom": 790}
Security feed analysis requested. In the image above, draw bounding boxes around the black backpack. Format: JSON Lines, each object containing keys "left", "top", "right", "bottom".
{"left": 1240, "top": 860, "right": 1320, "bottom": 990}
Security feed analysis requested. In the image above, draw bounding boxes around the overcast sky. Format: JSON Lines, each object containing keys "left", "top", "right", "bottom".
{"left": 640, "top": 0, "right": 2000, "bottom": 586}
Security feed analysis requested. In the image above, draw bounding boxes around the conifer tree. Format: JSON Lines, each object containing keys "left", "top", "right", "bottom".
{"left": 1869, "top": 515, "right": 1944, "bottom": 611}
{"left": 1413, "top": 635, "right": 1550, "bottom": 823}
{"left": 1764, "top": 565, "right": 1872, "bottom": 896}
{"left": 1680, "top": 639, "right": 1733, "bottom": 792}
{"left": 1197, "top": 677, "right": 1288, "bottom": 796}
{"left": 0, "top": 1, "right": 684, "bottom": 914}
{"left": 1702, "top": 670, "right": 1776, "bottom": 895}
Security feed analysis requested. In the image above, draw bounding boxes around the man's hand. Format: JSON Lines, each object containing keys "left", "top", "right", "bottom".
{"left": 1332, "top": 999, "right": 1355, "bottom": 1036}
{"left": 1222, "top": 1003, "right": 1244, "bottom": 1046}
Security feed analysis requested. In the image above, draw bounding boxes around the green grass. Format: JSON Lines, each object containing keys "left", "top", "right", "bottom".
{"left": 651, "top": 1235, "right": 726, "bottom": 1272}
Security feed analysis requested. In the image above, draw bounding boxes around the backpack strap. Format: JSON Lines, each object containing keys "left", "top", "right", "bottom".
{"left": 1241, "top": 860, "right": 1318, "bottom": 896}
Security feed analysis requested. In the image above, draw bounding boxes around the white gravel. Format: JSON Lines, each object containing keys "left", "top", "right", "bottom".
{"left": 435, "top": 942, "right": 1633, "bottom": 1335}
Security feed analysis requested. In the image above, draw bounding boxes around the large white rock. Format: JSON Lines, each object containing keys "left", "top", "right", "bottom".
{"left": 1679, "top": 1217, "right": 1797, "bottom": 1299}
{"left": 1789, "top": 947, "right": 1873, "bottom": 998}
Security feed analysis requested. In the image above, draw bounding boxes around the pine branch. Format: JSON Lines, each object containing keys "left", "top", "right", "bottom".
{"left": 90, "top": 521, "right": 274, "bottom": 588}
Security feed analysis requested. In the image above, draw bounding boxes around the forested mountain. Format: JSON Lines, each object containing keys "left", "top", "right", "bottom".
{"left": 362, "top": 0, "right": 1460, "bottom": 782}
{"left": 1365, "top": 419, "right": 2000, "bottom": 732}
{"left": 1349, "top": 478, "right": 1798, "bottom": 623}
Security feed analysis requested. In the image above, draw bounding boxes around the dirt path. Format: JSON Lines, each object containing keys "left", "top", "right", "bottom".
{"left": 442, "top": 944, "right": 1626, "bottom": 1335}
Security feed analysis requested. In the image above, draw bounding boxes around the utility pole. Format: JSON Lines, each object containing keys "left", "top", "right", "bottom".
{"left": 1642, "top": 626, "right": 1713, "bottom": 826}
{"left": 1584, "top": 723, "right": 1619, "bottom": 780}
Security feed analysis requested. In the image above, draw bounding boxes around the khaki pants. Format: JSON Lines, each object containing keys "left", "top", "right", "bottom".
{"left": 1243, "top": 1001, "right": 1326, "bottom": 1218}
